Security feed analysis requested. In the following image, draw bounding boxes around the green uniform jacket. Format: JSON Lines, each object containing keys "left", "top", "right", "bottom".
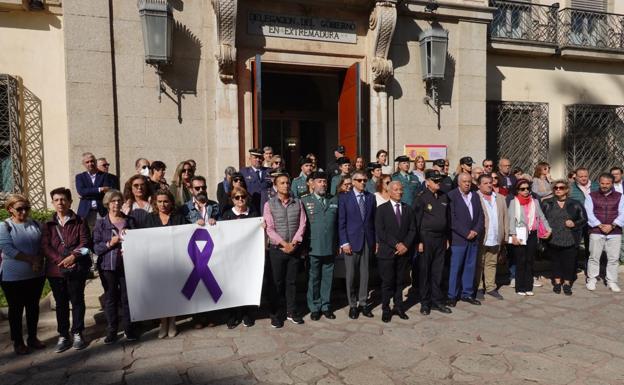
{"left": 301, "top": 194, "right": 339, "bottom": 256}
{"left": 392, "top": 171, "right": 421, "bottom": 206}
{"left": 291, "top": 173, "right": 309, "bottom": 198}
{"left": 365, "top": 178, "right": 377, "bottom": 194}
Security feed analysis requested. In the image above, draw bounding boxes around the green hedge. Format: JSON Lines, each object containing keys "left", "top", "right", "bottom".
{"left": 0, "top": 208, "right": 55, "bottom": 222}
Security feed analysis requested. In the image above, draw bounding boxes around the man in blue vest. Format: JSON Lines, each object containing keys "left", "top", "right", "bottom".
{"left": 301, "top": 171, "right": 338, "bottom": 320}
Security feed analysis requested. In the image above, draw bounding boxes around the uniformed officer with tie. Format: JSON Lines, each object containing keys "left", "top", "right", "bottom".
{"left": 330, "top": 157, "right": 351, "bottom": 196}
{"left": 432, "top": 159, "right": 453, "bottom": 194}
{"left": 240, "top": 148, "right": 272, "bottom": 213}
{"left": 291, "top": 157, "right": 314, "bottom": 198}
{"left": 366, "top": 162, "right": 382, "bottom": 194}
{"left": 301, "top": 171, "right": 338, "bottom": 321}
{"left": 392, "top": 155, "right": 421, "bottom": 206}
{"left": 413, "top": 170, "right": 453, "bottom": 315}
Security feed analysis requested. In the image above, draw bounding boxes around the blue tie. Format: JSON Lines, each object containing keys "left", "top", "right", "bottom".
{"left": 358, "top": 194, "right": 366, "bottom": 220}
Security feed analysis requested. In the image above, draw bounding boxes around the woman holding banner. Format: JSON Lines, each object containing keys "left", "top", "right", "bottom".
{"left": 145, "top": 189, "right": 188, "bottom": 338}
{"left": 221, "top": 186, "right": 259, "bottom": 328}
{"left": 94, "top": 189, "right": 139, "bottom": 344}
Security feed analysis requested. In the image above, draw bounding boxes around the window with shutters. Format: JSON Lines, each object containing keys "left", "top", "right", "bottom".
{"left": 489, "top": 0, "right": 558, "bottom": 44}
{"left": 0, "top": 75, "right": 23, "bottom": 195}
{"left": 559, "top": 0, "right": 624, "bottom": 50}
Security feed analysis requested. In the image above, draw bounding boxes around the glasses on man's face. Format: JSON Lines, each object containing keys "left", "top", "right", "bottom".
{"left": 233, "top": 195, "right": 247, "bottom": 201}
{"left": 518, "top": 187, "right": 530, "bottom": 192}
{"left": 554, "top": 185, "right": 567, "bottom": 191}
{"left": 102, "top": 163, "right": 110, "bottom": 167}
{"left": 484, "top": 164, "right": 493, "bottom": 168}
{"left": 132, "top": 183, "right": 145, "bottom": 189}
{"left": 14, "top": 206, "right": 30, "bottom": 213}
{"left": 193, "top": 186, "right": 207, "bottom": 191}
{"left": 353, "top": 178, "right": 368, "bottom": 183}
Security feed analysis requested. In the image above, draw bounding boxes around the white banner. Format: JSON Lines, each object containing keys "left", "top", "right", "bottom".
{"left": 122, "top": 218, "right": 265, "bottom": 321}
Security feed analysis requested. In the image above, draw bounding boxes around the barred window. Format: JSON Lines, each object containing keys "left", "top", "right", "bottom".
{"left": 565, "top": 104, "right": 624, "bottom": 180}
{"left": 0, "top": 75, "right": 22, "bottom": 194}
{"left": 486, "top": 101, "right": 549, "bottom": 174}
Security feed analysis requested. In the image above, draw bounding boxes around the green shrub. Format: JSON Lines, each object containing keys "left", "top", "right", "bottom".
{"left": 0, "top": 208, "right": 54, "bottom": 222}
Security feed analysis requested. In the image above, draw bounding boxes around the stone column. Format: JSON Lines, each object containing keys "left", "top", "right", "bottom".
{"left": 212, "top": 0, "right": 239, "bottom": 182}
{"left": 369, "top": 0, "right": 397, "bottom": 159}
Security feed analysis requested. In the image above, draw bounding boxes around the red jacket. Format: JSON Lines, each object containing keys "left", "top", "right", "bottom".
{"left": 41, "top": 211, "right": 92, "bottom": 278}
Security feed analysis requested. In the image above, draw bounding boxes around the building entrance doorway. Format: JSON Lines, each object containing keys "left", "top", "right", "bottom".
{"left": 253, "top": 58, "right": 362, "bottom": 177}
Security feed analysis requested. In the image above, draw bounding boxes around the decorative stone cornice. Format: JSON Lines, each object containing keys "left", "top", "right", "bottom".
{"left": 212, "top": 0, "right": 237, "bottom": 82}
{"left": 369, "top": 0, "right": 398, "bottom": 91}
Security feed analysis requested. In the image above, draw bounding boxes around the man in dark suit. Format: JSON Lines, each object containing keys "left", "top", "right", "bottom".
{"left": 447, "top": 172, "right": 485, "bottom": 306}
{"left": 338, "top": 170, "right": 376, "bottom": 319}
{"left": 75, "top": 152, "right": 115, "bottom": 229}
{"left": 97, "top": 157, "right": 120, "bottom": 190}
{"left": 497, "top": 158, "right": 517, "bottom": 191}
{"left": 375, "top": 181, "right": 416, "bottom": 322}
{"left": 240, "top": 148, "right": 272, "bottom": 213}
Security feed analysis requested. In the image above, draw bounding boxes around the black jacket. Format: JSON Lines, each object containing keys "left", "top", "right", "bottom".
{"left": 541, "top": 197, "right": 587, "bottom": 245}
{"left": 144, "top": 211, "right": 188, "bottom": 228}
{"left": 375, "top": 200, "right": 417, "bottom": 259}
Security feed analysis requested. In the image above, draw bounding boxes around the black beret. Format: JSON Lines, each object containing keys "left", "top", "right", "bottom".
{"left": 336, "top": 157, "right": 351, "bottom": 165}
{"left": 425, "top": 170, "right": 443, "bottom": 181}
{"left": 367, "top": 162, "right": 382, "bottom": 171}
{"left": 309, "top": 171, "right": 327, "bottom": 181}
{"left": 433, "top": 159, "right": 446, "bottom": 168}
{"left": 300, "top": 157, "right": 314, "bottom": 167}
{"left": 335, "top": 145, "right": 346, "bottom": 153}
{"left": 460, "top": 156, "right": 474, "bottom": 165}
{"left": 395, "top": 155, "right": 410, "bottom": 163}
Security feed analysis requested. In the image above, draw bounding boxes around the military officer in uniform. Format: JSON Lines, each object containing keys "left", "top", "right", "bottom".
{"left": 291, "top": 157, "right": 314, "bottom": 198}
{"left": 327, "top": 145, "right": 346, "bottom": 177}
{"left": 432, "top": 159, "right": 453, "bottom": 194}
{"left": 392, "top": 155, "right": 421, "bottom": 206}
{"left": 330, "top": 157, "right": 351, "bottom": 196}
{"left": 452, "top": 156, "right": 474, "bottom": 188}
{"left": 301, "top": 171, "right": 338, "bottom": 321}
{"left": 366, "top": 162, "right": 382, "bottom": 194}
{"left": 413, "top": 170, "right": 453, "bottom": 315}
{"left": 240, "top": 148, "right": 272, "bottom": 213}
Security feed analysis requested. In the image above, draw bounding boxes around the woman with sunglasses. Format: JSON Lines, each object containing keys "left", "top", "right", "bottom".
{"left": 170, "top": 161, "right": 194, "bottom": 207}
{"left": 532, "top": 162, "right": 553, "bottom": 201}
{"left": 94, "top": 190, "right": 139, "bottom": 344}
{"left": 220, "top": 172, "right": 247, "bottom": 213}
{"left": 541, "top": 180, "right": 586, "bottom": 295}
{"left": 336, "top": 176, "right": 353, "bottom": 195}
{"left": 122, "top": 174, "right": 153, "bottom": 228}
{"left": 375, "top": 174, "right": 392, "bottom": 207}
{"left": 220, "top": 186, "right": 258, "bottom": 328}
{"left": 271, "top": 155, "right": 285, "bottom": 170}
{"left": 508, "top": 179, "right": 551, "bottom": 296}
{"left": 490, "top": 172, "right": 508, "bottom": 196}
{"left": 145, "top": 189, "right": 189, "bottom": 338}
{"left": 0, "top": 194, "right": 45, "bottom": 355}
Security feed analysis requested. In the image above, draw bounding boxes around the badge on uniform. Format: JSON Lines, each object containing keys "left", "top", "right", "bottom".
{"left": 426, "top": 203, "right": 433, "bottom": 212}
{"left": 329, "top": 204, "right": 338, "bottom": 209}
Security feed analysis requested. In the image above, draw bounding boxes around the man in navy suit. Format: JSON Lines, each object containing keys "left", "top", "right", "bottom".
{"left": 240, "top": 148, "right": 272, "bottom": 213}
{"left": 375, "top": 181, "right": 416, "bottom": 323}
{"left": 447, "top": 172, "right": 485, "bottom": 306}
{"left": 75, "top": 152, "right": 115, "bottom": 229}
{"left": 338, "top": 170, "right": 376, "bottom": 319}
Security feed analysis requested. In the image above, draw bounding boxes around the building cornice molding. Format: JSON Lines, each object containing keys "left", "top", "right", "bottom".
{"left": 370, "top": 0, "right": 398, "bottom": 91}
{"left": 212, "top": 0, "right": 237, "bottom": 82}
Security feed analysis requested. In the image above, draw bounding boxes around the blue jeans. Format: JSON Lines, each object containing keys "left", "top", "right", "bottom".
{"left": 448, "top": 242, "right": 478, "bottom": 299}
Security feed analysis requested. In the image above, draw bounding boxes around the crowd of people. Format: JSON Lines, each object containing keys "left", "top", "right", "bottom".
{"left": 1, "top": 146, "right": 623, "bottom": 356}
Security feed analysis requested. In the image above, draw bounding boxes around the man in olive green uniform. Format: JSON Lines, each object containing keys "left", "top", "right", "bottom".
{"left": 302, "top": 171, "right": 338, "bottom": 320}
{"left": 392, "top": 155, "right": 421, "bottom": 206}
{"left": 330, "top": 157, "right": 351, "bottom": 196}
{"left": 366, "top": 162, "right": 382, "bottom": 194}
{"left": 291, "top": 157, "right": 314, "bottom": 198}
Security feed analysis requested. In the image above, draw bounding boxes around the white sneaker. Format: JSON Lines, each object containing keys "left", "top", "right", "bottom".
{"left": 608, "top": 282, "right": 621, "bottom": 292}
{"left": 525, "top": 291, "right": 535, "bottom": 296}
{"left": 533, "top": 278, "right": 543, "bottom": 287}
{"left": 586, "top": 279, "right": 597, "bottom": 291}
{"left": 510, "top": 278, "right": 516, "bottom": 288}
{"left": 516, "top": 292, "right": 526, "bottom": 296}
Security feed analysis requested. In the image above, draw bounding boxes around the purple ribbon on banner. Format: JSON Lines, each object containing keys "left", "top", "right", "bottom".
{"left": 181, "top": 228, "right": 223, "bottom": 302}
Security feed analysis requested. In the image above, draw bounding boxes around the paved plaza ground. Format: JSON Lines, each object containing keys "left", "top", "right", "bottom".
{"left": 1, "top": 271, "right": 624, "bottom": 385}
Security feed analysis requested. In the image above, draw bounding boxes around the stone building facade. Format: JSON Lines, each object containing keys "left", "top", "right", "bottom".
{"left": 1, "top": 0, "right": 623, "bottom": 208}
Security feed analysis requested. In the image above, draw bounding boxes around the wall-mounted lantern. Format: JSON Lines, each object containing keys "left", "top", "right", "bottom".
{"left": 139, "top": 0, "right": 173, "bottom": 101}
{"left": 419, "top": 24, "right": 448, "bottom": 129}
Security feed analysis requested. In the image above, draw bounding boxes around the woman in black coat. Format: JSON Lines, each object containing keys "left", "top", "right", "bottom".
{"left": 541, "top": 179, "right": 587, "bottom": 296}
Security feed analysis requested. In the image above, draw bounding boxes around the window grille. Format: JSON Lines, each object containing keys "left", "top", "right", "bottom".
{"left": 0, "top": 75, "right": 23, "bottom": 197}
{"left": 565, "top": 104, "right": 624, "bottom": 180}
{"left": 486, "top": 101, "right": 550, "bottom": 174}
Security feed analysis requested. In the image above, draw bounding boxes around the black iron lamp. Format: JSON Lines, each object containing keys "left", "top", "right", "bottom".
{"left": 138, "top": 0, "right": 173, "bottom": 101}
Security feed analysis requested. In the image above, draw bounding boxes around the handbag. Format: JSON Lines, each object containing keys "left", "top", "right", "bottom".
{"left": 537, "top": 218, "right": 549, "bottom": 239}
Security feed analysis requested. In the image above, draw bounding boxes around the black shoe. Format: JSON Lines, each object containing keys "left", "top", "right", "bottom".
{"left": 348, "top": 307, "right": 359, "bottom": 319}
{"left": 104, "top": 332, "right": 117, "bottom": 345}
{"left": 227, "top": 317, "right": 241, "bottom": 329}
{"left": 360, "top": 306, "right": 374, "bottom": 318}
{"left": 475, "top": 289, "right": 485, "bottom": 300}
{"left": 420, "top": 306, "right": 431, "bottom": 316}
{"left": 287, "top": 313, "right": 305, "bottom": 325}
{"left": 432, "top": 304, "right": 452, "bottom": 314}
{"left": 270, "top": 316, "right": 284, "bottom": 329}
{"left": 381, "top": 311, "right": 392, "bottom": 323}
{"left": 310, "top": 311, "right": 321, "bottom": 321}
{"left": 553, "top": 283, "right": 562, "bottom": 294}
{"left": 486, "top": 290, "right": 504, "bottom": 300}
{"left": 394, "top": 308, "right": 409, "bottom": 320}
{"left": 242, "top": 315, "right": 255, "bottom": 327}
{"left": 322, "top": 310, "right": 336, "bottom": 319}
{"left": 446, "top": 298, "right": 457, "bottom": 307}
{"left": 124, "top": 331, "right": 139, "bottom": 342}
{"left": 26, "top": 337, "right": 46, "bottom": 350}
{"left": 460, "top": 297, "right": 481, "bottom": 305}
{"left": 563, "top": 284, "right": 573, "bottom": 296}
